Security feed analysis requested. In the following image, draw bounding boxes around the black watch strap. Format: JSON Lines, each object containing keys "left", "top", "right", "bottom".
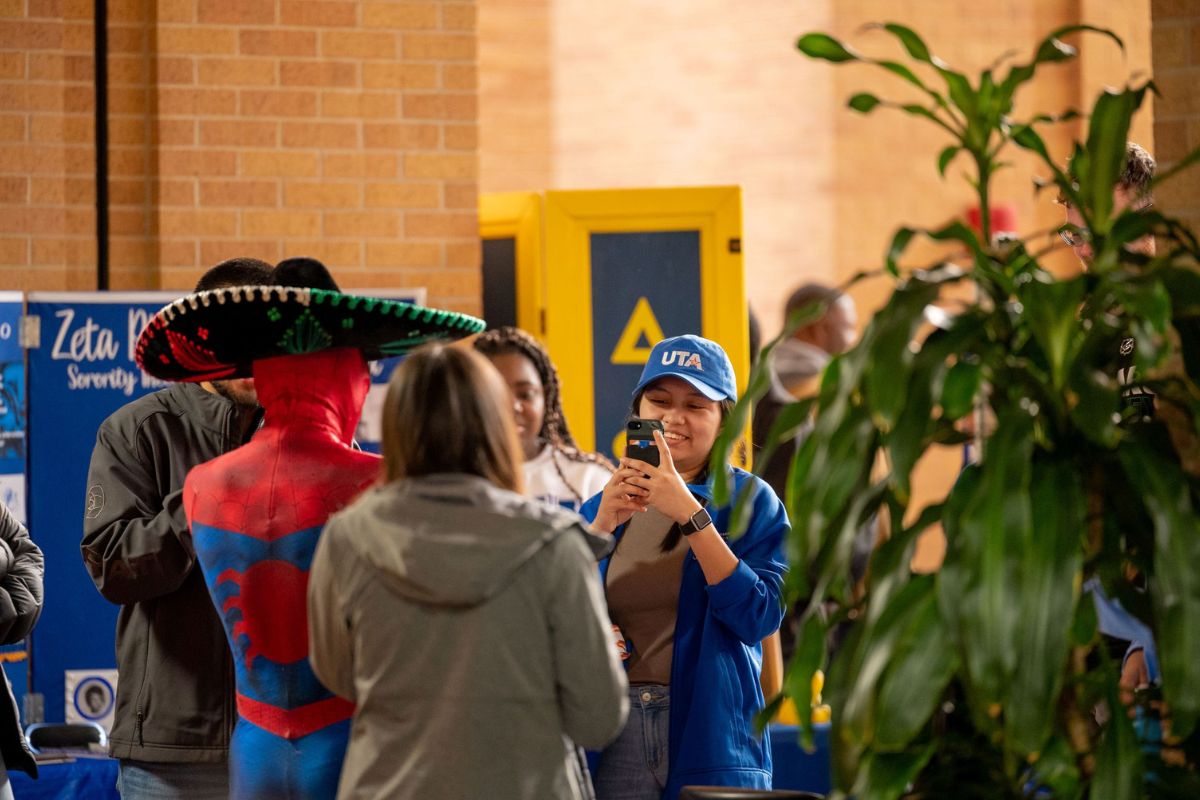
{"left": 679, "top": 507, "right": 713, "bottom": 536}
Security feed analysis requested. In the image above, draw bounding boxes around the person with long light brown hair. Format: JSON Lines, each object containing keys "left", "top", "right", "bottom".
{"left": 307, "top": 343, "right": 628, "bottom": 800}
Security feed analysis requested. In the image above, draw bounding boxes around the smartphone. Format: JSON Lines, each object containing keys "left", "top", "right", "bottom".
{"left": 625, "top": 418, "right": 664, "bottom": 467}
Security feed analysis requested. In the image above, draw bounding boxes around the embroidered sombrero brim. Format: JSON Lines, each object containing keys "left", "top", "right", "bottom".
{"left": 136, "top": 285, "right": 486, "bottom": 381}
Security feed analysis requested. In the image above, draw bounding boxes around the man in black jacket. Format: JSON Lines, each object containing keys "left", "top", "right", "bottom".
{"left": 0, "top": 501, "right": 42, "bottom": 799}
{"left": 81, "top": 258, "right": 271, "bottom": 799}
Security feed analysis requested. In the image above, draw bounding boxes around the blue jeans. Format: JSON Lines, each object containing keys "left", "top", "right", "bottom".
{"left": 117, "top": 760, "right": 229, "bottom": 800}
{"left": 593, "top": 684, "right": 670, "bottom": 800}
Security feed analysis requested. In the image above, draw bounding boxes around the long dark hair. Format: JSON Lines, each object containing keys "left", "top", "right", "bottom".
{"left": 474, "top": 327, "right": 613, "bottom": 501}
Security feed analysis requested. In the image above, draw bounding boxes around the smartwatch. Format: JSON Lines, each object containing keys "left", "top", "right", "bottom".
{"left": 679, "top": 507, "right": 713, "bottom": 537}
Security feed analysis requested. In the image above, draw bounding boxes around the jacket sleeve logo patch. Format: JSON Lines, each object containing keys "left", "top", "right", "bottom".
{"left": 85, "top": 484, "right": 105, "bottom": 519}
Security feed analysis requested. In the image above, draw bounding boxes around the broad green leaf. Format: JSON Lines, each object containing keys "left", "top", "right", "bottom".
{"left": 940, "top": 360, "right": 981, "bottom": 421}
{"left": 874, "top": 577, "right": 958, "bottom": 750}
{"left": 881, "top": 23, "right": 932, "bottom": 63}
{"left": 1084, "top": 87, "right": 1139, "bottom": 231}
{"left": 885, "top": 226, "right": 916, "bottom": 275}
{"left": 851, "top": 744, "right": 937, "bottom": 800}
{"left": 1071, "top": 588, "right": 1098, "bottom": 646}
{"left": 1030, "top": 735, "right": 1083, "bottom": 800}
{"left": 1023, "top": 274, "right": 1086, "bottom": 391}
{"left": 1011, "top": 123, "right": 1050, "bottom": 162}
{"left": 1120, "top": 442, "right": 1200, "bottom": 736}
{"left": 937, "top": 145, "right": 961, "bottom": 177}
{"left": 1091, "top": 668, "right": 1144, "bottom": 800}
{"left": 849, "top": 92, "right": 882, "bottom": 113}
{"left": 797, "top": 32, "right": 859, "bottom": 63}
{"left": 875, "top": 59, "right": 932, "bottom": 93}
{"left": 1005, "top": 458, "right": 1084, "bottom": 757}
{"left": 783, "top": 612, "right": 828, "bottom": 748}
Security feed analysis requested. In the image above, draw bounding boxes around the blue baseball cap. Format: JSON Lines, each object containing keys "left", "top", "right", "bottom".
{"left": 633, "top": 335, "right": 737, "bottom": 402}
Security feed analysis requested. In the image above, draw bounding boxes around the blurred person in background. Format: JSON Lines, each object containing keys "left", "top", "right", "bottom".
{"left": 0, "top": 502, "right": 42, "bottom": 799}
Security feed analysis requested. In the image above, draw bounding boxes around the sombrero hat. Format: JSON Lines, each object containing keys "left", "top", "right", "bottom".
{"left": 136, "top": 284, "right": 486, "bottom": 382}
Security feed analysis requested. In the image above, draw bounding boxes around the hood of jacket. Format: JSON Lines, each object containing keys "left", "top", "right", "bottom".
{"left": 252, "top": 347, "right": 369, "bottom": 444}
{"left": 340, "top": 473, "right": 609, "bottom": 608}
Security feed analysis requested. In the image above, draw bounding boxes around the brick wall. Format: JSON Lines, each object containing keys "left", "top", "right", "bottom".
{"left": 1151, "top": 0, "right": 1200, "bottom": 232}
{"left": 0, "top": 2, "right": 97, "bottom": 290}
{"left": 3, "top": 0, "right": 482, "bottom": 313}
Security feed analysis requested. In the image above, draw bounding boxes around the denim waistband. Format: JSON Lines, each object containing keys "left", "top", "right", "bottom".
{"left": 629, "top": 684, "right": 669, "bottom": 709}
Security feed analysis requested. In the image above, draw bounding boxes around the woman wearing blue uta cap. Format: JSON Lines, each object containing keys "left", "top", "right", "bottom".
{"left": 579, "top": 334, "right": 789, "bottom": 799}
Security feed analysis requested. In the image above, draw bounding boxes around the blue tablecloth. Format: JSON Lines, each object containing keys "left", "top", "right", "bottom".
{"left": 10, "top": 757, "right": 119, "bottom": 800}
{"left": 769, "top": 722, "right": 832, "bottom": 796}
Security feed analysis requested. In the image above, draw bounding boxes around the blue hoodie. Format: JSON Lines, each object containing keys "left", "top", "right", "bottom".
{"left": 580, "top": 467, "right": 789, "bottom": 799}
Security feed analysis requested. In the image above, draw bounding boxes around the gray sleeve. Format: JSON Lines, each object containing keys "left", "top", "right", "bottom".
{"left": 545, "top": 528, "right": 629, "bottom": 749}
{"left": 308, "top": 520, "right": 357, "bottom": 702}
{"left": 0, "top": 503, "right": 43, "bottom": 644}
{"left": 80, "top": 421, "right": 196, "bottom": 605}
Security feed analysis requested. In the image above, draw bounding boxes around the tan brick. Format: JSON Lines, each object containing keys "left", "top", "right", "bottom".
{"left": 158, "top": 149, "right": 238, "bottom": 177}
{"left": 404, "top": 152, "right": 475, "bottom": 180}
{"left": 363, "top": 122, "right": 438, "bottom": 149}
{"left": 405, "top": 211, "right": 476, "bottom": 237}
{"left": 0, "top": 238, "right": 28, "bottom": 267}
{"left": 363, "top": 2, "right": 438, "bottom": 30}
{"left": 402, "top": 93, "right": 475, "bottom": 120}
{"left": 157, "top": 57, "right": 196, "bottom": 85}
{"left": 443, "top": 183, "right": 476, "bottom": 209}
{"left": 154, "top": 240, "right": 198, "bottom": 268}
{"left": 0, "top": 145, "right": 65, "bottom": 174}
{"left": 0, "top": 178, "right": 27, "bottom": 204}
{"left": 365, "top": 241, "right": 440, "bottom": 267}
{"left": 0, "top": 115, "right": 24, "bottom": 141}
{"left": 29, "top": 0, "right": 91, "bottom": 18}
{"left": 30, "top": 114, "right": 93, "bottom": 143}
{"left": 32, "top": 236, "right": 96, "bottom": 265}
{"left": 108, "top": 87, "right": 149, "bottom": 114}
{"left": 62, "top": 22, "right": 92, "bottom": 51}
{"left": 109, "top": 147, "right": 149, "bottom": 175}
{"left": 401, "top": 267, "right": 480, "bottom": 298}
{"left": 443, "top": 123, "right": 477, "bottom": 150}
{"left": 158, "top": 88, "right": 237, "bottom": 115}
{"left": 64, "top": 86, "right": 93, "bottom": 113}
{"left": 363, "top": 62, "right": 438, "bottom": 89}
{"left": 200, "top": 119, "right": 278, "bottom": 147}
{"left": 158, "top": 27, "right": 238, "bottom": 55}
{"left": 441, "top": 64, "right": 475, "bottom": 91}
{"left": 157, "top": 119, "right": 198, "bottom": 146}
{"left": 441, "top": 3, "right": 475, "bottom": 31}
{"left": 242, "top": 151, "right": 319, "bottom": 177}
{"left": 158, "top": 179, "right": 196, "bottom": 206}
{"left": 109, "top": 209, "right": 148, "bottom": 235}
{"left": 105, "top": 25, "right": 146, "bottom": 54}
{"left": 200, "top": 180, "right": 279, "bottom": 207}
{"left": 156, "top": 0, "right": 196, "bottom": 22}
{"left": 364, "top": 182, "right": 440, "bottom": 208}
{"left": 280, "top": 1, "right": 358, "bottom": 27}
{"left": 321, "top": 91, "right": 397, "bottom": 118}
{"left": 324, "top": 153, "right": 397, "bottom": 178}
{"left": 200, "top": 239, "right": 279, "bottom": 266}
{"left": 284, "top": 182, "right": 360, "bottom": 207}
{"left": 403, "top": 33, "right": 474, "bottom": 61}
{"left": 279, "top": 239, "right": 360, "bottom": 266}
{"left": 240, "top": 29, "right": 317, "bottom": 57}
{"left": 240, "top": 90, "right": 318, "bottom": 117}
{"left": 0, "top": 21, "right": 63, "bottom": 50}
{"left": 198, "top": 0, "right": 276, "bottom": 25}
{"left": 0, "top": 53, "right": 22, "bottom": 80}
{"left": 324, "top": 211, "right": 399, "bottom": 237}
{"left": 107, "top": 117, "right": 147, "bottom": 145}
{"left": 444, "top": 240, "right": 480, "bottom": 268}
{"left": 30, "top": 177, "right": 91, "bottom": 204}
{"left": 280, "top": 61, "right": 357, "bottom": 88}
{"left": 198, "top": 58, "right": 277, "bottom": 86}
{"left": 108, "top": 55, "right": 148, "bottom": 85}
{"left": 108, "top": 178, "right": 147, "bottom": 206}
{"left": 281, "top": 121, "right": 358, "bottom": 148}
{"left": 29, "top": 53, "right": 91, "bottom": 81}
{"left": 243, "top": 211, "right": 321, "bottom": 237}
{"left": 321, "top": 30, "right": 397, "bottom": 59}
{"left": 159, "top": 209, "right": 238, "bottom": 237}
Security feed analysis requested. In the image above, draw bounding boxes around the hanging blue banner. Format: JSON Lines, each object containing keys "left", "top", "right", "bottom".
{"left": 0, "top": 293, "right": 25, "bottom": 519}
{"left": 25, "top": 292, "right": 175, "bottom": 723}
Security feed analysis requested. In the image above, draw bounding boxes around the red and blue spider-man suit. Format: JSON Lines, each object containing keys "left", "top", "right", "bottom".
{"left": 183, "top": 348, "right": 380, "bottom": 798}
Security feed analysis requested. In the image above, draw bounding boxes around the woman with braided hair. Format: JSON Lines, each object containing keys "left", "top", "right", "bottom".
{"left": 475, "top": 327, "right": 613, "bottom": 511}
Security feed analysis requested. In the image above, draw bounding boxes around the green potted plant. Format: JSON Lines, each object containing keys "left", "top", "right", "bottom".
{"left": 711, "top": 23, "right": 1200, "bottom": 800}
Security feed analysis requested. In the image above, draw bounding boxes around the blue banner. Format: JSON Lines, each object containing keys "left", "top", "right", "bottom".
{"left": 26, "top": 292, "right": 175, "bottom": 723}
{"left": 0, "top": 292, "right": 28, "bottom": 714}
{"left": 589, "top": 231, "right": 702, "bottom": 460}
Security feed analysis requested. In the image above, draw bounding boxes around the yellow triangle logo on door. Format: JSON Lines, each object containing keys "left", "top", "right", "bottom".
{"left": 611, "top": 297, "right": 666, "bottom": 364}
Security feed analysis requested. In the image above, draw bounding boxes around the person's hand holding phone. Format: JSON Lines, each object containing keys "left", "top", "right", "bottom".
{"left": 620, "top": 429, "right": 703, "bottom": 526}
{"left": 592, "top": 464, "right": 651, "bottom": 533}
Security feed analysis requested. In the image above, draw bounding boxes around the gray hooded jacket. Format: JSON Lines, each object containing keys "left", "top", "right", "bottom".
{"left": 308, "top": 474, "right": 628, "bottom": 800}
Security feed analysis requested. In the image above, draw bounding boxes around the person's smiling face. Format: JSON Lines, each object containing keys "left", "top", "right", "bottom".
{"left": 488, "top": 350, "right": 545, "bottom": 461}
{"left": 636, "top": 376, "right": 722, "bottom": 481}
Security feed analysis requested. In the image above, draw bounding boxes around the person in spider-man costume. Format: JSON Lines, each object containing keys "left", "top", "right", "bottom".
{"left": 184, "top": 343, "right": 377, "bottom": 797}
{"left": 134, "top": 257, "right": 485, "bottom": 799}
